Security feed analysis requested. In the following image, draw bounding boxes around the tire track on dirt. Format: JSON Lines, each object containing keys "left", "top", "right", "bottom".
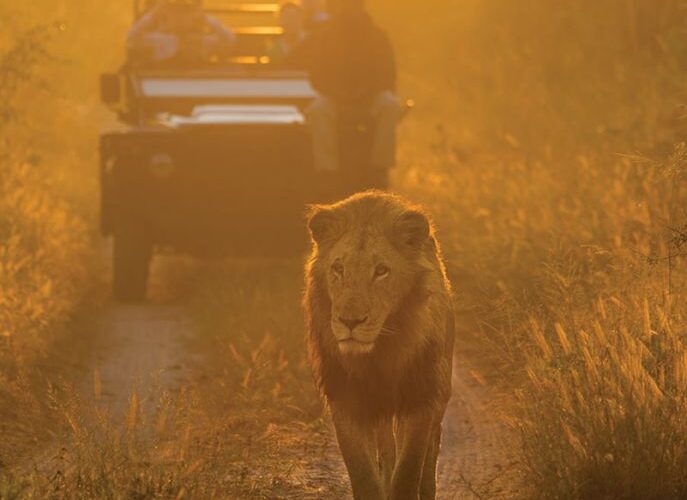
{"left": 84, "top": 302, "right": 197, "bottom": 419}
{"left": 75, "top": 252, "right": 201, "bottom": 419}
{"left": 437, "top": 359, "right": 521, "bottom": 499}
{"left": 11, "top": 254, "right": 202, "bottom": 487}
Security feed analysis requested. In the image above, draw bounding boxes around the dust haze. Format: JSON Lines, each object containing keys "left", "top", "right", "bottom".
{"left": 1, "top": 1, "right": 687, "bottom": 499}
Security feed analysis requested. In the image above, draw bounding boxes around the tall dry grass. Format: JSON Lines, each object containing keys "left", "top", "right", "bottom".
{"left": 0, "top": 23, "right": 92, "bottom": 476}
{"left": 0, "top": 1, "right": 128, "bottom": 355}
{"left": 388, "top": 0, "right": 687, "bottom": 496}
{"left": 518, "top": 295, "right": 687, "bottom": 499}
{"left": 0, "top": 0, "right": 129, "bottom": 471}
{"left": 397, "top": 137, "right": 687, "bottom": 496}
{"left": 0, "top": 260, "right": 347, "bottom": 499}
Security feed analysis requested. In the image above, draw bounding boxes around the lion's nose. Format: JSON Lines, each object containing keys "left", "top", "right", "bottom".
{"left": 338, "top": 316, "right": 368, "bottom": 332}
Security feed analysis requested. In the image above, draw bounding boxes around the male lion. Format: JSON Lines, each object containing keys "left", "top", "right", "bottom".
{"left": 304, "top": 191, "right": 454, "bottom": 500}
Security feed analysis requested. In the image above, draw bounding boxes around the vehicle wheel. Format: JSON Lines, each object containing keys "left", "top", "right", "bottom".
{"left": 113, "top": 216, "right": 152, "bottom": 302}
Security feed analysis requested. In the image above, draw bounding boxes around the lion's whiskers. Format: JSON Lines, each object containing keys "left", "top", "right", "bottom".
{"left": 379, "top": 326, "right": 401, "bottom": 337}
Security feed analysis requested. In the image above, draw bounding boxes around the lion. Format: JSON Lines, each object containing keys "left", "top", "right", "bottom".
{"left": 304, "top": 191, "right": 455, "bottom": 500}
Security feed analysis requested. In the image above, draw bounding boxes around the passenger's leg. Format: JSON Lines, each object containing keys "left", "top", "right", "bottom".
{"left": 306, "top": 94, "right": 339, "bottom": 172}
{"left": 370, "top": 91, "right": 402, "bottom": 169}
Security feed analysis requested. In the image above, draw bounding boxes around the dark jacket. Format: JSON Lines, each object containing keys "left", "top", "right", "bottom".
{"left": 308, "top": 13, "right": 396, "bottom": 105}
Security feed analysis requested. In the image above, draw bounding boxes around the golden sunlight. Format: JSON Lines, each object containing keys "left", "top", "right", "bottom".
{"left": 0, "top": 0, "right": 686, "bottom": 498}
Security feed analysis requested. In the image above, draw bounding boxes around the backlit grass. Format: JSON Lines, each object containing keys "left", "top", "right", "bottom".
{"left": 2, "top": 0, "right": 687, "bottom": 498}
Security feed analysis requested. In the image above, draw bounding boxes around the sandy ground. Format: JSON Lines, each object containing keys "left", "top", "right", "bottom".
{"left": 70, "top": 252, "right": 201, "bottom": 419}
{"left": 287, "top": 358, "right": 521, "bottom": 500}
{"left": 437, "top": 360, "right": 521, "bottom": 499}
{"left": 84, "top": 303, "right": 197, "bottom": 418}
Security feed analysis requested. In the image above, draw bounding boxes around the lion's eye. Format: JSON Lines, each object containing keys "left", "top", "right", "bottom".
{"left": 374, "top": 264, "right": 391, "bottom": 280}
{"left": 331, "top": 261, "right": 344, "bottom": 278}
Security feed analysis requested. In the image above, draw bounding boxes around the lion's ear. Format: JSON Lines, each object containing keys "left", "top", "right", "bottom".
{"left": 393, "top": 210, "right": 430, "bottom": 250}
{"left": 307, "top": 206, "right": 345, "bottom": 247}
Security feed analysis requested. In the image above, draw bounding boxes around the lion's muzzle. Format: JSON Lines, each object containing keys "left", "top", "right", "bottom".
{"left": 332, "top": 315, "right": 379, "bottom": 354}
{"left": 338, "top": 315, "right": 369, "bottom": 332}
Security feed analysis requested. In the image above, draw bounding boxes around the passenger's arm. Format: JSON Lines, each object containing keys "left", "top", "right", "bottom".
{"left": 307, "top": 32, "right": 338, "bottom": 98}
{"left": 127, "top": 13, "right": 162, "bottom": 64}
{"left": 204, "top": 16, "right": 236, "bottom": 56}
{"left": 127, "top": 11, "right": 182, "bottom": 65}
{"left": 127, "top": 12, "right": 157, "bottom": 46}
{"left": 378, "top": 32, "right": 397, "bottom": 93}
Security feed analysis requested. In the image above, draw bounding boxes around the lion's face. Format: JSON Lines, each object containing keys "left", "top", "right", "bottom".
{"left": 308, "top": 196, "right": 431, "bottom": 356}
{"left": 325, "top": 233, "right": 414, "bottom": 354}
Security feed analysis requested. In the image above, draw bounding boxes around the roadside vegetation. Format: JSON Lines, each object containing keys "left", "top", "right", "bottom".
{"left": 0, "top": 261, "right": 347, "bottom": 499}
{"left": 393, "top": 0, "right": 687, "bottom": 497}
{"left": 0, "top": 0, "right": 128, "bottom": 474}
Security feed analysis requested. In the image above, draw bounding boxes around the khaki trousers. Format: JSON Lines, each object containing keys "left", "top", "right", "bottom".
{"left": 306, "top": 91, "right": 402, "bottom": 172}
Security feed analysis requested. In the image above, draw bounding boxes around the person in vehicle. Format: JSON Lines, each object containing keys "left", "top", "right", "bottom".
{"left": 127, "top": 0, "right": 235, "bottom": 67}
{"left": 302, "top": 0, "right": 330, "bottom": 33}
{"left": 306, "top": 0, "right": 401, "bottom": 174}
{"left": 268, "top": 2, "right": 307, "bottom": 66}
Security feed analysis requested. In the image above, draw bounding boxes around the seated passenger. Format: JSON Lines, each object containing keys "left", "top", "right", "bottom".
{"left": 127, "top": 0, "right": 235, "bottom": 67}
{"left": 302, "top": 0, "right": 330, "bottom": 33}
{"left": 268, "top": 2, "right": 307, "bottom": 67}
{"left": 306, "top": 0, "right": 401, "bottom": 173}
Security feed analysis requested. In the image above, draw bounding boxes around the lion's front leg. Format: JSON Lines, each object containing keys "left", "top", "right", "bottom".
{"left": 389, "top": 411, "right": 434, "bottom": 500}
{"left": 377, "top": 417, "right": 396, "bottom": 497}
{"left": 331, "top": 404, "right": 384, "bottom": 500}
{"left": 419, "top": 420, "right": 442, "bottom": 500}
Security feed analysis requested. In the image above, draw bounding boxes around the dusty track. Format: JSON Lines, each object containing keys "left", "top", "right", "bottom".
{"left": 84, "top": 302, "right": 197, "bottom": 418}
{"left": 21, "top": 253, "right": 518, "bottom": 499}
{"left": 289, "top": 355, "right": 520, "bottom": 499}
{"left": 438, "top": 360, "right": 520, "bottom": 499}
{"left": 70, "top": 253, "right": 201, "bottom": 418}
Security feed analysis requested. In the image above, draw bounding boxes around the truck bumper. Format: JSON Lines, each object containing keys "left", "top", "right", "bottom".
{"left": 100, "top": 125, "right": 315, "bottom": 255}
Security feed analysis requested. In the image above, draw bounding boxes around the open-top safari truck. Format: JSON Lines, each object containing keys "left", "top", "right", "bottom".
{"left": 100, "top": 0, "right": 391, "bottom": 301}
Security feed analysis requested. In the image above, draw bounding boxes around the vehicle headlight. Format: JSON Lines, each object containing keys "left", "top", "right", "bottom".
{"left": 149, "top": 153, "right": 175, "bottom": 179}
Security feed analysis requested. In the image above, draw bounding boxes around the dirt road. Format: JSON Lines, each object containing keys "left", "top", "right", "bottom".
{"left": 23, "top": 254, "right": 518, "bottom": 499}
{"left": 438, "top": 359, "right": 520, "bottom": 498}
{"left": 84, "top": 303, "right": 197, "bottom": 418}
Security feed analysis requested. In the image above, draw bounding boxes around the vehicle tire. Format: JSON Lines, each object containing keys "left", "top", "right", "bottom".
{"left": 112, "top": 216, "right": 152, "bottom": 302}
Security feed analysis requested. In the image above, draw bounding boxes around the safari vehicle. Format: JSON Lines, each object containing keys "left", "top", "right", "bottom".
{"left": 100, "top": 0, "right": 393, "bottom": 301}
